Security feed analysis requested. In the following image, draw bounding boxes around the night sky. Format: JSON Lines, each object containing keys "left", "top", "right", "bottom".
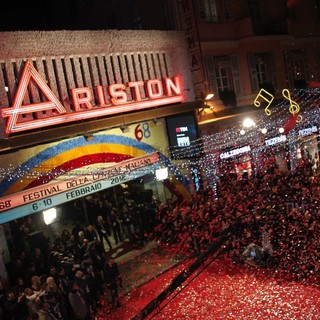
{"left": 0, "top": 1, "right": 117, "bottom": 31}
{"left": 0, "top": 0, "right": 170, "bottom": 31}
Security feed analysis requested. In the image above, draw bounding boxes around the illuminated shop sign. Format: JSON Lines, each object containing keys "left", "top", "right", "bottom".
{"left": 0, "top": 152, "right": 158, "bottom": 213}
{"left": 176, "top": 126, "right": 190, "bottom": 147}
{"left": 298, "top": 126, "right": 317, "bottom": 137}
{"left": 265, "top": 135, "right": 287, "bottom": 147}
{"left": 1, "top": 61, "right": 183, "bottom": 134}
{"left": 220, "top": 145, "right": 251, "bottom": 159}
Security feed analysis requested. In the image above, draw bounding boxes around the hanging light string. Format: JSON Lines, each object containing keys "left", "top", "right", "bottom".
{"left": 1, "top": 89, "right": 319, "bottom": 184}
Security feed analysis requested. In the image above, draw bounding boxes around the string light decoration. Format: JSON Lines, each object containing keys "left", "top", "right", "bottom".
{"left": 169, "top": 88, "right": 320, "bottom": 186}
{"left": 0, "top": 89, "right": 319, "bottom": 190}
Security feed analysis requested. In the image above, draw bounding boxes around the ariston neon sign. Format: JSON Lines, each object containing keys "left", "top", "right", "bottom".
{"left": 1, "top": 61, "right": 183, "bottom": 134}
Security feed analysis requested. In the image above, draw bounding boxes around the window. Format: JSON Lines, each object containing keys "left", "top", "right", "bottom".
{"left": 199, "top": 0, "right": 218, "bottom": 22}
{"left": 291, "top": 59, "right": 305, "bottom": 81}
{"left": 216, "top": 66, "right": 231, "bottom": 91}
{"left": 256, "top": 58, "right": 268, "bottom": 84}
{"left": 285, "top": 49, "right": 309, "bottom": 88}
{"left": 214, "top": 57, "right": 234, "bottom": 92}
{"left": 206, "top": 55, "right": 241, "bottom": 96}
{"left": 248, "top": 52, "right": 277, "bottom": 93}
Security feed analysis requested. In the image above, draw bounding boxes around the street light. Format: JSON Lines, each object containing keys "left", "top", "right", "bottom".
{"left": 198, "top": 92, "right": 215, "bottom": 115}
{"left": 205, "top": 93, "right": 214, "bottom": 100}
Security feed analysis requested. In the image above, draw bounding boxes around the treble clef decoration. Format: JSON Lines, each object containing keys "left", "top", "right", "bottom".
{"left": 282, "top": 89, "right": 303, "bottom": 122}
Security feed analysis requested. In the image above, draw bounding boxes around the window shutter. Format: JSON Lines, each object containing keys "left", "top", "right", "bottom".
{"left": 230, "top": 55, "right": 241, "bottom": 95}
{"left": 269, "top": 53, "right": 278, "bottom": 90}
{"left": 247, "top": 53, "right": 259, "bottom": 93}
{"left": 205, "top": 55, "right": 217, "bottom": 93}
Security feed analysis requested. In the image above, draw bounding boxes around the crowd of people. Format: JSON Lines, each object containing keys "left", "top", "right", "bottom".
{"left": 0, "top": 227, "right": 125, "bottom": 319}
{"left": 0, "top": 157, "right": 319, "bottom": 319}
{"left": 151, "top": 158, "right": 320, "bottom": 283}
{"left": 0, "top": 197, "right": 156, "bottom": 319}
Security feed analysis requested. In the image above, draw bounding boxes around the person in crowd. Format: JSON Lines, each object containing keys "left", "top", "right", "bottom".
{"left": 74, "top": 270, "right": 94, "bottom": 315}
{"left": 87, "top": 242, "right": 105, "bottom": 282}
{"left": 33, "top": 248, "right": 47, "bottom": 276}
{"left": 3, "top": 289, "right": 29, "bottom": 320}
{"left": 78, "top": 238, "right": 90, "bottom": 261}
{"left": 95, "top": 199, "right": 112, "bottom": 229}
{"left": 104, "top": 257, "right": 122, "bottom": 309}
{"left": 95, "top": 216, "right": 112, "bottom": 251}
{"left": 84, "top": 225, "right": 97, "bottom": 243}
{"left": 81, "top": 254, "right": 101, "bottom": 309}
{"left": 110, "top": 209, "right": 122, "bottom": 245}
{"left": 68, "top": 280, "right": 90, "bottom": 320}
{"left": 41, "top": 291, "right": 66, "bottom": 319}
{"left": 56, "top": 267, "right": 70, "bottom": 299}
{"left": 64, "top": 234, "right": 78, "bottom": 258}
{"left": 71, "top": 222, "right": 84, "bottom": 241}
{"left": 13, "top": 277, "right": 27, "bottom": 296}
{"left": 121, "top": 204, "right": 136, "bottom": 243}
{"left": 60, "top": 229, "right": 71, "bottom": 244}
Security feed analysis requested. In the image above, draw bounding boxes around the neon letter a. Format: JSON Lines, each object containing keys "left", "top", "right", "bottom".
{"left": 2, "top": 60, "right": 66, "bottom": 134}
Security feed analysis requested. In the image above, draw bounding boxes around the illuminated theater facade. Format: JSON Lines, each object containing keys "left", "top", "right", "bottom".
{"left": 0, "top": 30, "right": 199, "bottom": 236}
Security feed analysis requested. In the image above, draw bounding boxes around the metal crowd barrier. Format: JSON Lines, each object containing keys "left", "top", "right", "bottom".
{"left": 131, "top": 224, "right": 235, "bottom": 320}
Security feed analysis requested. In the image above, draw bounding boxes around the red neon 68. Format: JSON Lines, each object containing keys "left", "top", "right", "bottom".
{"left": 135, "top": 123, "right": 151, "bottom": 141}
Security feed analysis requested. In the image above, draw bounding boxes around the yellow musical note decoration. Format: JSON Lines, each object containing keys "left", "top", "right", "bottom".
{"left": 253, "top": 89, "right": 275, "bottom": 116}
{"left": 282, "top": 89, "right": 303, "bottom": 122}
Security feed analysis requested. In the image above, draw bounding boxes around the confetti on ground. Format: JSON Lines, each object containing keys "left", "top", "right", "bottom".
{"left": 95, "top": 256, "right": 320, "bottom": 319}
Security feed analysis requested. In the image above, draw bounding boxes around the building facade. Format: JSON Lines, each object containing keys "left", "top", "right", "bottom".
{"left": 0, "top": 30, "right": 201, "bottom": 262}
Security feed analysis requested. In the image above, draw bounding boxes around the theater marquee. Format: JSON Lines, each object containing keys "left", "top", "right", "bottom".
{"left": 0, "top": 152, "right": 159, "bottom": 215}
{"left": 2, "top": 61, "right": 183, "bottom": 134}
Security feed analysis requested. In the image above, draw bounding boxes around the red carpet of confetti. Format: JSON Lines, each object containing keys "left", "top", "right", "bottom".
{"left": 96, "top": 256, "right": 320, "bottom": 320}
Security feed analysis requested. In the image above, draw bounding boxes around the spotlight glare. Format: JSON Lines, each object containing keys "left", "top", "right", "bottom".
{"left": 243, "top": 118, "right": 255, "bottom": 128}
{"left": 43, "top": 208, "right": 57, "bottom": 225}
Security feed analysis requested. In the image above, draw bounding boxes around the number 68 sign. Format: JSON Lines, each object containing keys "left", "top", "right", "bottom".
{"left": 134, "top": 122, "right": 153, "bottom": 141}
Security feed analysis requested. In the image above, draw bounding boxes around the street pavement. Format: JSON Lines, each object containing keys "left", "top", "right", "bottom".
{"left": 101, "top": 240, "right": 185, "bottom": 305}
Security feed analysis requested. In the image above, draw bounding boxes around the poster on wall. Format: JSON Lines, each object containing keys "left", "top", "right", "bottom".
{"left": 166, "top": 112, "right": 200, "bottom": 160}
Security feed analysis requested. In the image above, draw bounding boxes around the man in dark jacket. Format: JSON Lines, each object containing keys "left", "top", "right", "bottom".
{"left": 95, "top": 216, "right": 112, "bottom": 250}
{"left": 104, "top": 257, "right": 122, "bottom": 309}
{"left": 3, "top": 290, "right": 29, "bottom": 320}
